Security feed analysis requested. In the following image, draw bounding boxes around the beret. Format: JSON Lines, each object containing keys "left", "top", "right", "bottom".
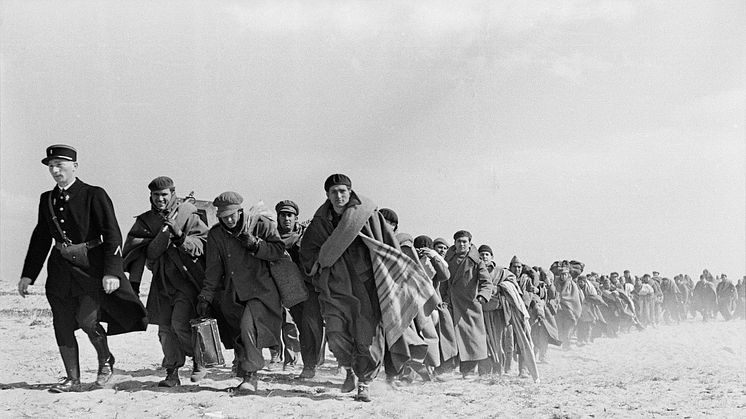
{"left": 477, "top": 245, "right": 493, "bottom": 255}
{"left": 148, "top": 176, "right": 175, "bottom": 191}
{"left": 42, "top": 144, "right": 77, "bottom": 165}
{"left": 379, "top": 208, "right": 398, "bottom": 226}
{"left": 453, "top": 230, "right": 472, "bottom": 241}
{"left": 324, "top": 173, "right": 352, "bottom": 192}
{"left": 213, "top": 191, "right": 243, "bottom": 218}
{"left": 413, "top": 235, "right": 433, "bottom": 249}
{"left": 275, "top": 199, "right": 299, "bottom": 215}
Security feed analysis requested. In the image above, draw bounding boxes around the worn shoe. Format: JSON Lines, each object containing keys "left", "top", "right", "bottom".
{"left": 49, "top": 378, "right": 81, "bottom": 393}
{"left": 296, "top": 365, "right": 316, "bottom": 379}
{"left": 234, "top": 373, "right": 258, "bottom": 393}
{"left": 96, "top": 354, "right": 115, "bottom": 386}
{"left": 355, "top": 382, "right": 371, "bottom": 402}
{"left": 340, "top": 369, "right": 357, "bottom": 393}
{"left": 190, "top": 360, "right": 207, "bottom": 383}
{"left": 158, "top": 368, "right": 181, "bottom": 387}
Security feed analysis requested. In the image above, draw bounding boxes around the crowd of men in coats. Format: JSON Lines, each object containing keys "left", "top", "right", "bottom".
{"left": 18, "top": 145, "right": 746, "bottom": 402}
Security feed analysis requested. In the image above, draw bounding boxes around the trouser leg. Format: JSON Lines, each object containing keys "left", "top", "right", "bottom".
{"left": 238, "top": 305, "right": 266, "bottom": 373}
{"left": 327, "top": 331, "right": 353, "bottom": 369}
{"left": 289, "top": 285, "right": 325, "bottom": 368}
{"left": 77, "top": 293, "right": 110, "bottom": 365}
{"left": 352, "top": 324, "right": 384, "bottom": 383}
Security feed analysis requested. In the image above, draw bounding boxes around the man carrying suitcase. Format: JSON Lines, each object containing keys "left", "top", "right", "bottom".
{"left": 197, "top": 192, "right": 287, "bottom": 393}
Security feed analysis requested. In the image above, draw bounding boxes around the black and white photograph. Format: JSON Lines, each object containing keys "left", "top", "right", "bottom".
{"left": 1, "top": 1, "right": 744, "bottom": 417}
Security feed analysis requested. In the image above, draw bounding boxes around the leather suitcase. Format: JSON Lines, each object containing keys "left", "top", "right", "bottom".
{"left": 190, "top": 317, "right": 225, "bottom": 367}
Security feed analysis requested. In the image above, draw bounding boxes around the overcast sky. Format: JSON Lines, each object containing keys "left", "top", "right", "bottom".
{"left": 1, "top": 0, "right": 744, "bottom": 286}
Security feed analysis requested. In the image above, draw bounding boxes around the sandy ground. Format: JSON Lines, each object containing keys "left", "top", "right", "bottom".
{"left": 0, "top": 290, "right": 744, "bottom": 419}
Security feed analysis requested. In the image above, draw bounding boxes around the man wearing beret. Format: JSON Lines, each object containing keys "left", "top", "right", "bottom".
{"left": 122, "top": 176, "right": 209, "bottom": 387}
{"left": 197, "top": 191, "right": 286, "bottom": 393}
{"left": 477, "top": 245, "right": 518, "bottom": 376}
{"left": 443, "top": 230, "right": 493, "bottom": 378}
{"left": 300, "top": 174, "right": 439, "bottom": 401}
{"left": 275, "top": 200, "right": 325, "bottom": 379}
{"left": 19, "top": 145, "right": 147, "bottom": 393}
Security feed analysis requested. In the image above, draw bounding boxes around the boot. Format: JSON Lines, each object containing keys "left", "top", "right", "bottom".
{"left": 90, "top": 325, "right": 114, "bottom": 386}
{"left": 190, "top": 358, "right": 207, "bottom": 383}
{"left": 413, "top": 363, "right": 433, "bottom": 382}
{"left": 235, "top": 372, "right": 258, "bottom": 393}
{"left": 158, "top": 368, "right": 181, "bottom": 387}
{"left": 356, "top": 381, "right": 371, "bottom": 402}
{"left": 49, "top": 346, "right": 81, "bottom": 393}
{"left": 296, "top": 365, "right": 316, "bottom": 379}
{"left": 340, "top": 368, "right": 357, "bottom": 393}
{"left": 503, "top": 353, "right": 513, "bottom": 374}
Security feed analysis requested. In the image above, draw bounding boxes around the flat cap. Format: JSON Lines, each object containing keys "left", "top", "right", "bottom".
{"left": 453, "top": 230, "right": 472, "bottom": 241}
{"left": 213, "top": 191, "right": 243, "bottom": 218}
{"left": 275, "top": 200, "right": 299, "bottom": 215}
{"left": 324, "top": 173, "right": 352, "bottom": 192}
{"left": 148, "top": 176, "right": 175, "bottom": 191}
{"left": 42, "top": 144, "right": 77, "bottom": 165}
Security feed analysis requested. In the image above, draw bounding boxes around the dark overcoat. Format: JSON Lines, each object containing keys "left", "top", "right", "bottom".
{"left": 21, "top": 178, "right": 147, "bottom": 335}
{"left": 444, "top": 244, "right": 493, "bottom": 361}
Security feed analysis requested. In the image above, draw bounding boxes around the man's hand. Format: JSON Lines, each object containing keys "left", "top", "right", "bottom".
{"left": 238, "top": 233, "right": 258, "bottom": 251}
{"left": 18, "top": 277, "right": 32, "bottom": 298}
{"left": 102, "top": 275, "right": 120, "bottom": 294}
{"left": 418, "top": 248, "right": 438, "bottom": 259}
{"left": 196, "top": 296, "right": 212, "bottom": 318}
{"left": 164, "top": 219, "right": 182, "bottom": 238}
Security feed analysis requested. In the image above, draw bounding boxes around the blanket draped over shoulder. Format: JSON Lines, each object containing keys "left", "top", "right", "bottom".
{"left": 499, "top": 280, "right": 539, "bottom": 381}
{"left": 303, "top": 194, "right": 439, "bottom": 365}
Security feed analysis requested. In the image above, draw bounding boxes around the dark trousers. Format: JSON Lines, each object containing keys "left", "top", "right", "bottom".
{"left": 157, "top": 290, "right": 197, "bottom": 369}
{"left": 47, "top": 291, "right": 104, "bottom": 347}
{"left": 236, "top": 304, "right": 267, "bottom": 374}
{"left": 288, "top": 283, "right": 325, "bottom": 368}
{"left": 327, "top": 325, "right": 385, "bottom": 383}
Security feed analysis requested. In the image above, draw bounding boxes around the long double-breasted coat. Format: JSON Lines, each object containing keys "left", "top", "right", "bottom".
{"left": 444, "top": 244, "right": 493, "bottom": 361}
{"left": 21, "top": 178, "right": 147, "bottom": 337}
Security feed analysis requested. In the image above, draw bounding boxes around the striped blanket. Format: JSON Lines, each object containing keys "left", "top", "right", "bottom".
{"left": 358, "top": 234, "right": 440, "bottom": 346}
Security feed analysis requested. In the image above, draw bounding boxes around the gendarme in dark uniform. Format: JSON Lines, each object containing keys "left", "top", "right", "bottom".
{"left": 19, "top": 144, "right": 147, "bottom": 393}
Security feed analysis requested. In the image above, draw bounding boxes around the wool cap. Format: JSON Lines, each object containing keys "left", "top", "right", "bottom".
{"left": 213, "top": 191, "right": 243, "bottom": 217}
{"left": 42, "top": 144, "right": 77, "bottom": 165}
{"left": 433, "top": 237, "right": 449, "bottom": 248}
{"left": 396, "top": 232, "right": 413, "bottom": 247}
{"left": 453, "top": 230, "right": 472, "bottom": 241}
{"left": 148, "top": 176, "right": 175, "bottom": 192}
{"left": 324, "top": 173, "right": 352, "bottom": 192}
{"left": 413, "top": 235, "right": 433, "bottom": 249}
{"left": 379, "top": 208, "right": 398, "bottom": 226}
{"left": 275, "top": 199, "right": 299, "bottom": 215}
{"left": 477, "top": 245, "right": 493, "bottom": 255}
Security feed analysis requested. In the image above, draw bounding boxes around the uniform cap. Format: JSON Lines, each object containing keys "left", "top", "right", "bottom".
{"left": 42, "top": 144, "right": 77, "bottom": 165}
{"left": 275, "top": 200, "right": 299, "bottom": 215}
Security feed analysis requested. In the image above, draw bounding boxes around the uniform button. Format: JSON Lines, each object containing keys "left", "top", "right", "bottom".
{"left": 59, "top": 207, "right": 64, "bottom": 211}
{"left": 60, "top": 219, "right": 65, "bottom": 223}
